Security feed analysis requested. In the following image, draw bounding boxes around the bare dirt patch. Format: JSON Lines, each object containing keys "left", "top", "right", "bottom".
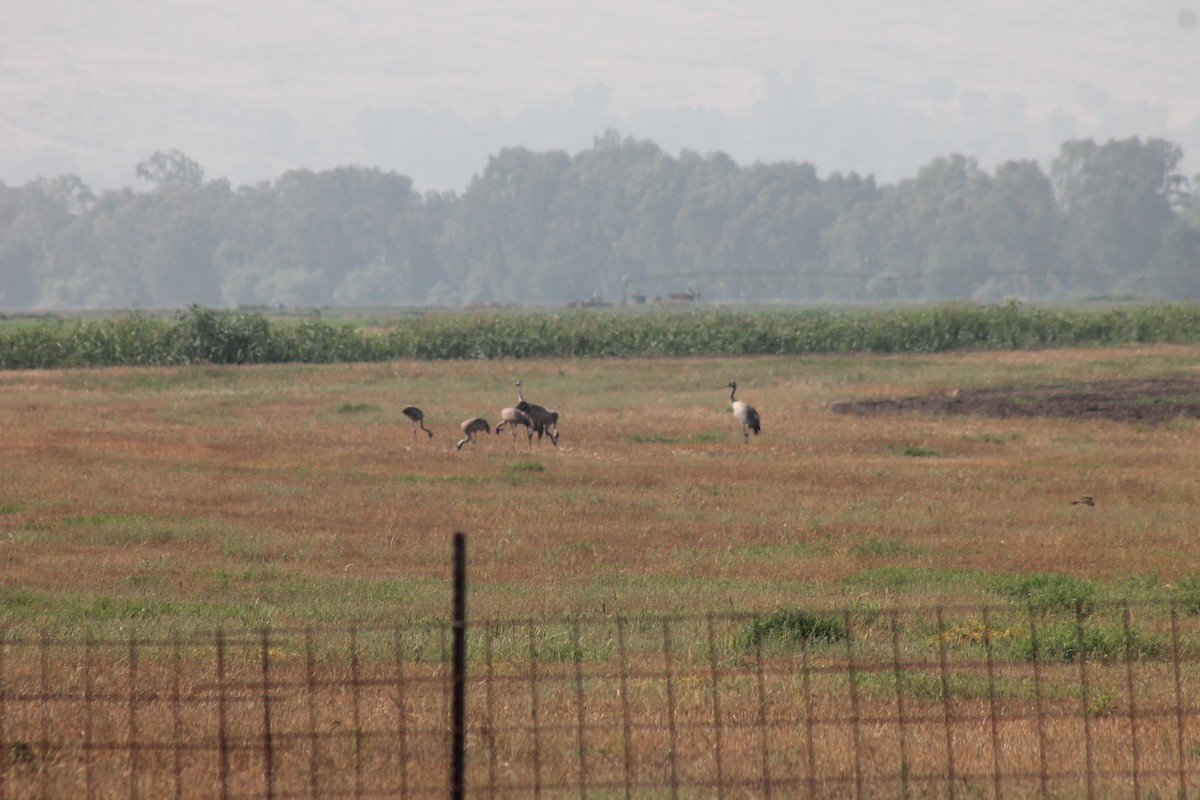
{"left": 832, "top": 375, "right": 1200, "bottom": 424}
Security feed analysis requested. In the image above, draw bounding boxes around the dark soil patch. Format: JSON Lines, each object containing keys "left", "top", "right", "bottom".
{"left": 832, "top": 375, "right": 1200, "bottom": 424}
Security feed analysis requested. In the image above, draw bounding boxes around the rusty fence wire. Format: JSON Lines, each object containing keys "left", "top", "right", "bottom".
{"left": 1, "top": 601, "right": 1198, "bottom": 798}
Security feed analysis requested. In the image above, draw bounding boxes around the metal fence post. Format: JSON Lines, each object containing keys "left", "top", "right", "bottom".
{"left": 452, "top": 532, "right": 467, "bottom": 800}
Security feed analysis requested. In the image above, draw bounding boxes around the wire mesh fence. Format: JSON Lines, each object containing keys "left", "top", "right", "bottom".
{"left": 1, "top": 600, "right": 1198, "bottom": 798}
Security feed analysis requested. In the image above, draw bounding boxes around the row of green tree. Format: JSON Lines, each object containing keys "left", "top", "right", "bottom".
{"left": 2, "top": 132, "right": 1197, "bottom": 310}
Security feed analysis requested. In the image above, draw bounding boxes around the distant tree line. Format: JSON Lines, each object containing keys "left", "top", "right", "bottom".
{"left": 1, "top": 132, "right": 1197, "bottom": 310}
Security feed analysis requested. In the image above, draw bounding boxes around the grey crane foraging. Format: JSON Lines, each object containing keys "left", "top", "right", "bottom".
{"left": 455, "top": 418, "right": 491, "bottom": 451}
{"left": 514, "top": 380, "right": 559, "bottom": 446}
{"left": 495, "top": 406, "right": 536, "bottom": 446}
{"left": 727, "top": 381, "right": 761, "bottom": 444}
{"left": 401, "top": 405, "right": 433, "bottom": 440}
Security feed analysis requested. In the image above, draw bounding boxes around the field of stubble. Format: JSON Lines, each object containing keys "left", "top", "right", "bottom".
{"left": 2, "top": 344, "right": 1198, "bottom": 634}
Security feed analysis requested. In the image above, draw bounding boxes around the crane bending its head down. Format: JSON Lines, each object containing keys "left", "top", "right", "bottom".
{"left": 401, "top": 405, "right": 433, "bottom": 439}
{"left": 727, "top": 381, "right": 761, "bottom": 444}
{"left": 455, "top": 417, "right": 491, "bottom": 451}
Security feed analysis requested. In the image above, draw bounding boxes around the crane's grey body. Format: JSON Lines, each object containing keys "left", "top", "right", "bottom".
{"left": 455, "top": 417, "right": 491, "bottom": 451}
{"left": 514, "top": 380, "right": 559, "bottom": 446}
{"left": 495, "top": 407, "right": 536, "bottom": 446}
{"left": 401, "top": 405, "right": 433, "bottom": 439}
{"left": 727, "top": 381, "right": 761, "bottom": 444}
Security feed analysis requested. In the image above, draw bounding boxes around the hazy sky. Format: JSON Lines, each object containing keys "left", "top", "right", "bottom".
{"left": 2, "top": 1, "right": 1198, "bottom": 194}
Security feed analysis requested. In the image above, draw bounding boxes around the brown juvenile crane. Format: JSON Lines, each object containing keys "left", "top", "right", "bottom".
{"left": 455, "top": 418, "right": 491, "bottom": 451}
{"left": 401, "top": 405, "right": 433, "bottom": 440}
{"left": 514, "top": 380, "right": 559, "bottom": 446}
{"left": 727, "top": 381, "right": 761, "bottom": 444}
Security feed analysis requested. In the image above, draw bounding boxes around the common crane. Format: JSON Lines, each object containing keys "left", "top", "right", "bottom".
{"left": 727, "top": 381, "right": 761, "bottom": 444}
{"left": 401, "top": 405, "right": 433, "bottom": 439}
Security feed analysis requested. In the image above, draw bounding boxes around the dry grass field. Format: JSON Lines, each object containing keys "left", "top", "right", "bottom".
{"left": 2, "top": 343, "right": 1199, "bottom": 632}
{"left": 3, "top": 344, "right": 1200, "bottom": 796}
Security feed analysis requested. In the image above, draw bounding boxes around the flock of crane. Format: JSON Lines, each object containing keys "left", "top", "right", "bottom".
{"left": 401, "top": 379, "right": 762, "bottom": 451}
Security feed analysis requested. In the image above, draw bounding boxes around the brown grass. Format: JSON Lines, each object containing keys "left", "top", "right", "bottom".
{"left": 2, "top": 345, "right": 1200, "bottom": 630}
{"left": 0, "top": 609, "right": 1196, "bottom": 797}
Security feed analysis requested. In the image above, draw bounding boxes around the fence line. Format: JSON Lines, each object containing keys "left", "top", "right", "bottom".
{"left": 0, "top": 600, "right": 1197, "bottom": 798}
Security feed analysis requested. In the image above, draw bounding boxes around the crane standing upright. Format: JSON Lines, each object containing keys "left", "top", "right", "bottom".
{"left": 726, "top": 381, "right": 761, "bottom": 444}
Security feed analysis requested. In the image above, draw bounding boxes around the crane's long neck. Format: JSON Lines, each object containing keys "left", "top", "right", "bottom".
{"left": 729, "top": 385, "right": 737, "bottom": 403}
{"left": 516, "top": 382, "right": 525, "bottom": 403}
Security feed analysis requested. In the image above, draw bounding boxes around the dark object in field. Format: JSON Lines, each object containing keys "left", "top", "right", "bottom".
{"left": 832, "top": 376, "right": 1200, "bottom": 425}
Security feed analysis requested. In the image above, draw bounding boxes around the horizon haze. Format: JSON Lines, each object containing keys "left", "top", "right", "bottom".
{"left": 3, "top": 1, "right": 1199, "bottom": 194}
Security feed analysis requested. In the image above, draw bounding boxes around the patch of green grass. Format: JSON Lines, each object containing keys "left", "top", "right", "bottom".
{"left": 0, "top": 503, "right": 18, "bottom": 514}
{"left": 895, "top": 444, "right": 939, "bottom": 457}
{"left": 220, "top": 532, "right": 293, "bottom": 564}
{"left": 961, "top": 431, "right": 1021, "bottom": 444}
{"left": 1087, "top": 688, "right": 1119, "bottom": 716}
{"left": 990, "top": 572, "right": 1099, "bottom": 615}
{"left": 1176, "top": 572, "right": 1200, "bottom": 615}
{"left": 392, "top": 473, "right": 484, "bottom": 485}
{"left": 466, "top": 621, "right": 599, "bottom": 663}
{"left": 1114, "top": 571, "right": 1163, "bottom": 597}
{"left": 686, "top": 433, "right": 720, "bottom": 443}
{"left": 60, "top": 512, "right": 142, "bottom": 527}
{"left": 508, "top": 460, "right": 546, "bottom": 474}
{"left": 532, "top": 630, "right": 589, "bottom": 662}
{"left": 0, "top": 586, "right": 43, "bottom": 615}
{"left": 625, "top": 432, "right": 678, "bottom": 444}
{"left": 0, "top": 585, "right": 233, "bottom": 632}
{"left": 1010, "top": 620, "right": 1164, "bottom": 662}
{"left": 7, "top": 740, "right": 36, "bottom": 767}
{"left": 1010, "top": 393, "right": 1046, "bottom": 407}
{"left": 336, "top": 402, "right": 379, "bottom": 414}
{"left": 850, "top": 537, "right": 923, "bottom": 559}
{"left": 740, "top": 539, "right": 832, "bottom": 562}
{"left": 126, "top": 571, "right": 170, "bottom": 591}
{"left": 1, "top": 571, "right": 451, "bottom": 636}
{"left": 739, "top": 610, "right": 847, "bottom": 651}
